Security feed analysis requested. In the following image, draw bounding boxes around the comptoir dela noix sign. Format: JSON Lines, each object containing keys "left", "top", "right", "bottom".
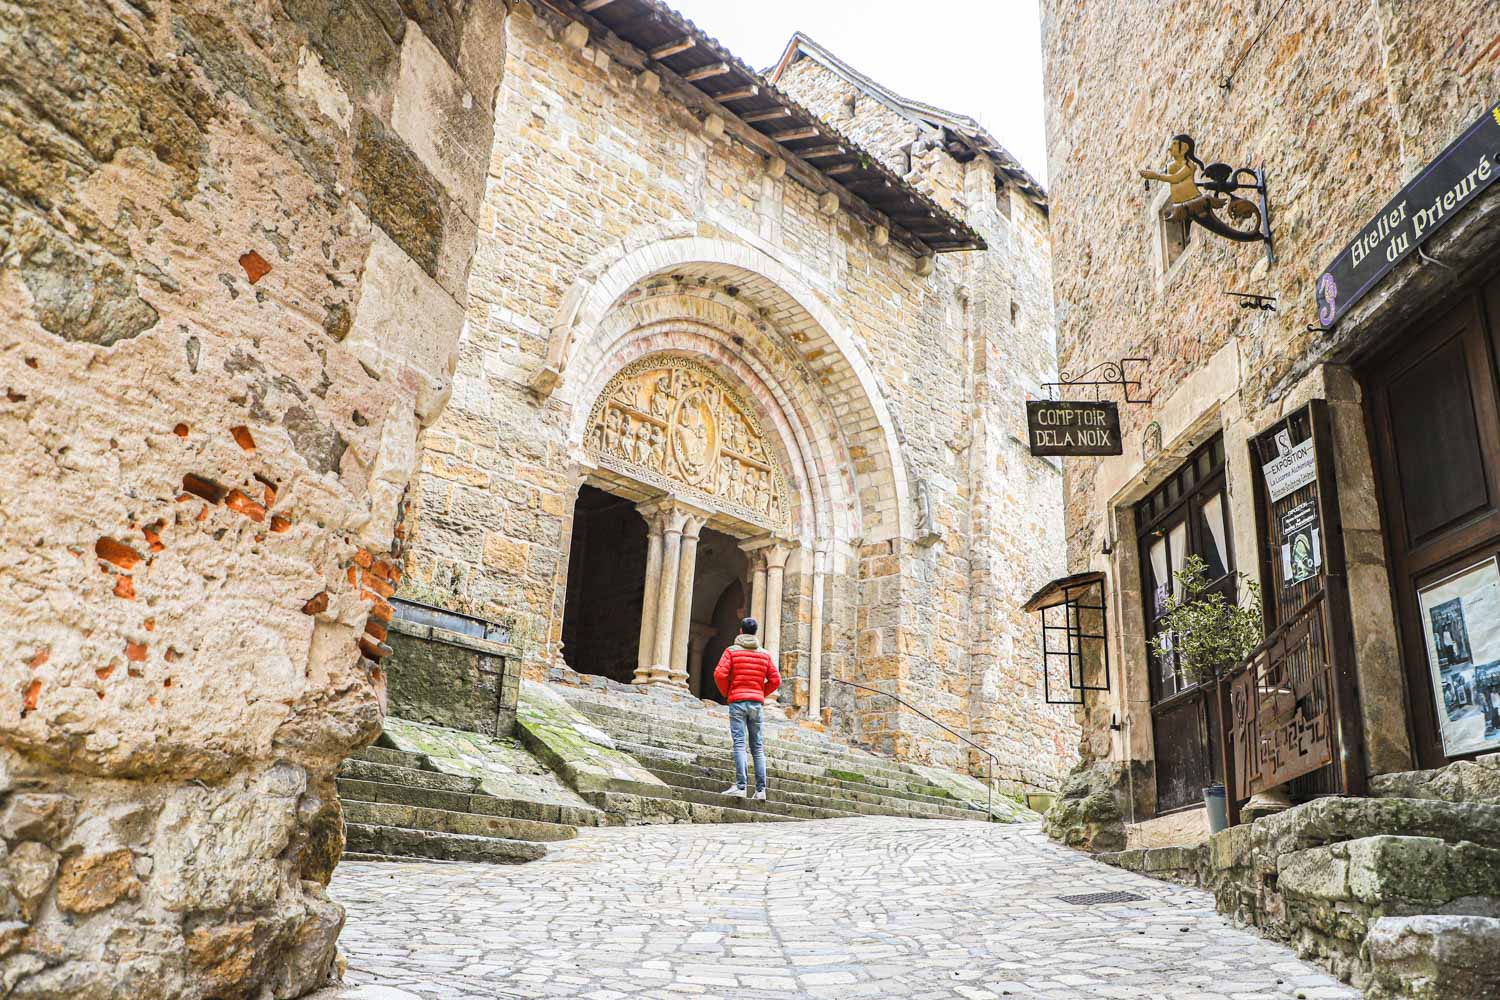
{"left": 1315, "top": 100, "right": 1500, "bottom": 328}
{"left": 1025, "top": 400, "right": 1123, "bottom": 457}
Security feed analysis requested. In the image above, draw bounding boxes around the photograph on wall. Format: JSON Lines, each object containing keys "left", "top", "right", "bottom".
{"left": 1418, "top": 557, "right": 1500, "bottom": 756}
{"left": 1280, "top": 501, "right": 1322, "bottom": 586}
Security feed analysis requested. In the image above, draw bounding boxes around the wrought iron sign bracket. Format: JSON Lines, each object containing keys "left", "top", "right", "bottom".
{"left": 1042, "top": 357, "right": 1153, "bottom": 405}
{"left": 1228, "top": 291, "right": 1276, "bottom": 311}
{"left": 1140, "top": 134, "right": 1275, "bottom": 265}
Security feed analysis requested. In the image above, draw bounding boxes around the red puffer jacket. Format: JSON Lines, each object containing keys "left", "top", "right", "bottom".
{"left": 714, "top": 635, "right": 781, "bottom": 703}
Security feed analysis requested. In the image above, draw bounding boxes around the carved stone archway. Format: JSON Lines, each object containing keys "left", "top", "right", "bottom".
{"left": 566, "top": 354, "right": 798, "bottom": 694}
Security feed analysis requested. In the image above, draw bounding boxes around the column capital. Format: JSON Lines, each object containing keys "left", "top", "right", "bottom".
{"left": 764, "top": 541, "right": 795, "bottom": 571}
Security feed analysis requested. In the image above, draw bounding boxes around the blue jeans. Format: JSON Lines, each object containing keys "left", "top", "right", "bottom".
{"left": 729, "top": 701, "right": 766, "bottom": 791}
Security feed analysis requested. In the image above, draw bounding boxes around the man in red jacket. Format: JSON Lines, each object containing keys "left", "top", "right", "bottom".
{"left": 713, "top": 617, "right": 781, "bottom": 800}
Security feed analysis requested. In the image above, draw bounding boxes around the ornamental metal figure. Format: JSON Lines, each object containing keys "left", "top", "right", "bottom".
{"left": 1139, "top": 134, "right": 1270, "bottom": 247}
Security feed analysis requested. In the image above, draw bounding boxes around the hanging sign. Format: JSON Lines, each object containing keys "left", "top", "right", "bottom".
{"left": 1262, "top": 438, "right": 1316, "bottom": 502}
{"left": 1026, "top": 400, "right": 1123, "bottom": 457}
{"left": 1315, "top": 100, "right": 1500, "bottom": 329}
{"left": 1280, "top": 500, "right": 1322, "bottom": 586}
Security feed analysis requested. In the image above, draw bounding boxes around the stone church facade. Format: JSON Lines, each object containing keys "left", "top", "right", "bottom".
{"left": 398, "top": 1, "right": 1076, "bottom": 790}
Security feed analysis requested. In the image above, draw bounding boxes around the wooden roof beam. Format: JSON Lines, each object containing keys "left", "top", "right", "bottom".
{"left": 714, "top": 85, "right": 760, "bottom": 102}
{"left": 683, "top": 61, "right": 731, "bottom": 82}
{"left": 742, "top": 108, "right": 793, "bottom": 124}
{"left": 770, "top": 126, "right": 819, "bottom": 142}
{"left": 650, "top": 37, "right": 696, "bottom": 60}
{"left": 579, "top": 0, "right": 617, "bottom": 9}
{"left": 801, "top": 145, "right": 844, "bottom": 158}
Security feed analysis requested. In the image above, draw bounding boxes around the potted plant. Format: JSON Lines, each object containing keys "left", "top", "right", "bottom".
{"left": 1149, "top": 555, "right": 1263, "bottom": 832}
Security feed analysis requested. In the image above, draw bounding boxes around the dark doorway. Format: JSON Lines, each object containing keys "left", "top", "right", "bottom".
{"left": 688, "top": 528, "right": 748, "bottom": 701}
{"left": 560, "top": 485, "right": 646, "bottom": 684}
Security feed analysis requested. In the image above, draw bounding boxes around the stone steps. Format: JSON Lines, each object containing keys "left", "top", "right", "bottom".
{"left": 558, "top": 692, "right": 991, "bottom": 824}
{"left": 582, "top": 790, "right": 802, "bottom": 826}
{"left": 572, "top": 702, "right": 921, "bottom": 783}
{"left": 1195, "top": 762, "right": 1500, "bottom": 994}
{"left": 344, "top": 823, "right": 547, "bottom": 864}
{"left": 337, "top": 765, "right": 601, "bottom": 827}
{"left": 637, "top": 751, "right": 978, "bottom": 821}
{"left": 336, "top": 743, "right": 588, "bottom": 864}
{"left": 618, "top": 736, "right": 970, "bottom": 811}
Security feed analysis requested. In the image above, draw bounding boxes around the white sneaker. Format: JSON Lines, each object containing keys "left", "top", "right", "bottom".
{"left": 751, "top": 789, "right": 767, "bottom": 801}
{"left": 722, "top": 784, "right": 746, "bottom": 797}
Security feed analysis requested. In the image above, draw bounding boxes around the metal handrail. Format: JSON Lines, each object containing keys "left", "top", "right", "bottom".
{"left": 828, "top": 676, "right": 1000, "bottom": 822}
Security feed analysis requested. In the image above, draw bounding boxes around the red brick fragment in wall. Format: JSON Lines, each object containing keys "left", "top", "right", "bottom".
{"left": 142, "top": 522, "right": 165, "bottom": 552}
{"left": 225, "top": 489, "right": 266, "bottom": 523}
{"left": 23, "top": 680, "right": 41, "bottom": 715}
{"left": 27, "top": 648, "right": 48, "bottom": 669}
{"left": 364, "top": 618, "right": 387, "bottom": 643}
{"left": 125, "top": 642, "right": 147, "bottom": 662}
{"left": 144, "top": 618, "right": 154, "bottom": 632}
{"left": 173, "top": 423, "right": 189, "bottom": 438}
{"left": 113, "top": 575, "right": 135, "bottom": 600}
{"left": 95, "top": 537, "right": 142, "bottom": 570}
{"left": 238, "top": 251, "right": 272, "bottom": 284}
{"left": 352, "top": 549, "right": 373, "bottom": 569}
{"left": 270, "top": 515, "right": 291, "bottom": 533}
{"left": 357, "top": 635, "right": 390, "bottom": 661}
{"left": 230, "top": 426, "right": 256, "bottom": 452}
{"left": 96, "top": 665, "right": 114, "bottom": 680}
{"left": 301, "top": 591, "right": 329, "bottom": 615}
{"left": 364, "top": 575, "right": 395, "bottom": 599}
{"left": 182, "top": 473, "right": 227, "bottom": 504}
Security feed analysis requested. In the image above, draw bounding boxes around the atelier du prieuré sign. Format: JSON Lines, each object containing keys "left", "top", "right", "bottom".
{"left": 1026, "top": 400, "right": 1123, "bottom": 457}
{"left": 1315, "top": 100, "right": 1500, "bottom": 328}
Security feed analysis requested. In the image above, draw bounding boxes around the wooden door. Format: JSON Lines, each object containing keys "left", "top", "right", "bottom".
{"left": 1137, "top": 435, "right": 1234, "bottom": 814}
{"left": 1364, "top": 281, "right": 1500, "bottom": 766}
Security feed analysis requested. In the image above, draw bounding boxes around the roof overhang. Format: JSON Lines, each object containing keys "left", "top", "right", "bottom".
{"left": 539, "top": 0, "right": 986, "bottom": 254}
{"left": 770, "top": 31, "right": 1047, "bottom": 213}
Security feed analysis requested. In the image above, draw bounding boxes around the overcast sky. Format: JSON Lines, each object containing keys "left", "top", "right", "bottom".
{"left": 663, "top": 0, "right": 1050, "bottom": 186}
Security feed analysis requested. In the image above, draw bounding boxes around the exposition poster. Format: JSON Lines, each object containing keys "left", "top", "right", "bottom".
{"left": 1418, "top": 558, "right": 1500, "bottom": 756}
{"left": 1280, "top": 501, "right": 1322, "bottom": 586}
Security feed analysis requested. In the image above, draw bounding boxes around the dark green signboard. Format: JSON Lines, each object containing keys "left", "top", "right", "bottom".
{"left": 1315, "top": 101, "right": 1500, "bottom": 329}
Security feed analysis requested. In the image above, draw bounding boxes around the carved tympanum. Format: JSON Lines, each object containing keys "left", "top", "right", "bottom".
{"left": 587, "top": 357, "right": 789, "bottom": 530}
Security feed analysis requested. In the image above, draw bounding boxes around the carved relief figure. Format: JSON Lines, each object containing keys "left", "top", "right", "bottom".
{"left": 603, "top": 408, "right": 622, "bottom": 453}
{"left": 648, "top": 425, "right": 666, "bottom": 471}
{"left": 650, "top": 374, "right": 674, "bottom": 418}
{"left": 671, "top": 389, "right": 715, "bottom": 484}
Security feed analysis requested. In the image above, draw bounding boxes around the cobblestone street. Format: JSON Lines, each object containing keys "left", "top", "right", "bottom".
{"left": 330, "top": 818, "right": 1359, "bottom": 1000}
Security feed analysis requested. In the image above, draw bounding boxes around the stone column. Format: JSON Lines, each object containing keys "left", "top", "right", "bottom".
{"left": 650, "top": 506, "right": 689, "bottom": 682}
{"left": 668, "top": 514, "right": 706, "bottom": 688}
{"left": 633, "top": 506, "right": 666, "bottom": 684}
{"left": 748, "top": 549, "right": 768, "bottom": 625}
{"left": 762, "top": 543, "right": 791, "bottom": 657}
{"left": 688, "top": 622, "right": 717, "bottom": 697}
{"left": 808, "top": 547, "right": 829, "bottom": 716}
{"left": 762, "top": 543, "right": 791, "bottom": 705}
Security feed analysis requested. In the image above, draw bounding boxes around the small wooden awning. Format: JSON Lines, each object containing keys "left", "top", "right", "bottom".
{"left": 1023, "top": 571, "right": 1106, "bottom": 613}
{"left": 545, "top": 0, "right": 986, "bottom": 256}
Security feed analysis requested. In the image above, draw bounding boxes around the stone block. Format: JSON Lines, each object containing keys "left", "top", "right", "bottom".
{"left": 1365, "top": 914, "right": 1500, "bottom": 1000}
{"left": 390, "top": 26, "right": 491, "bottom": 218}
{"left": 55, "top": 849, "right": 141, "bottom": 915}
{"left": 354, "top": 110, "right": 448, "bottom": 278}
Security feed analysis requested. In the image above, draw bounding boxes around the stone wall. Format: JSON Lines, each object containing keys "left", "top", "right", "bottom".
{"left": 0, "top": 0, "right": 507, "bottom": 995}
{"left": 400, "top": 2, "right": 1077, "bottom": 790}
{"left": 1041, "top": 0, "right": 1500, "bottom": 775}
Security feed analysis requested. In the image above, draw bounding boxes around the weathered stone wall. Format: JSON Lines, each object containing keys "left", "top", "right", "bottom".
{"left": 1042, "top": 0, "right": 1500, "bottom": 774}
{"left": 401, "top": 2, "right": 1076, "bottom": 789}
{"left": 1, "top": 0, "right": 506, "bottom": 995}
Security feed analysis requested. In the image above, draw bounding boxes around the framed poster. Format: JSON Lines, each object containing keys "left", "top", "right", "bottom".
{"left": 1280, "top": 501, "right": 1322, "bottom": 586}
{"left": 1418, "top": 558, "right": 1500, "bottom": 757}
